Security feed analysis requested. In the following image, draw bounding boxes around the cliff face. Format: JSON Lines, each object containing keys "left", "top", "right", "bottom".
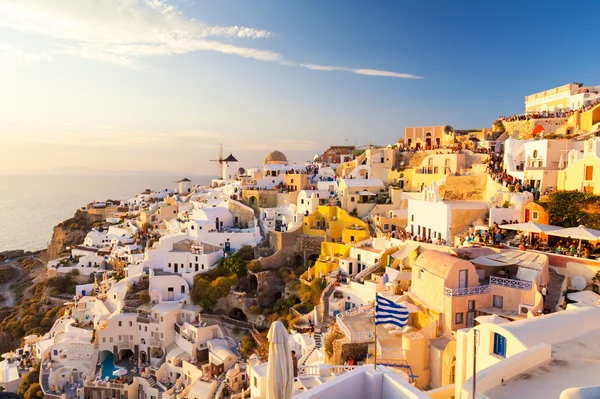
{"left": 41, "top": 210, "right": 103, "bottom": 263}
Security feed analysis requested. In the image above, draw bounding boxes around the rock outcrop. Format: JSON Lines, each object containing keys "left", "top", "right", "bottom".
{"left": 41, "top": 210, "right": 103, "bottom": 263}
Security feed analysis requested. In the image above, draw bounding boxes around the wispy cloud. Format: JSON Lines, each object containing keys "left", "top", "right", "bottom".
{"left": 0, "top": 44, "right": 48, "bottom": 76}
{"left": 0, "top": 0, "right": 421, "bottom": 79}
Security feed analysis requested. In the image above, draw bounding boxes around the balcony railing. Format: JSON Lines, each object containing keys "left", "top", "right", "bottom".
{"left": 298, "top": 364, "right": 358, "bottom": 376}
{"left": 443, "top": 285, "right": 490, "bottom": 297}
{"left": 490, "top": 276, "right": 532, "bottom": 291}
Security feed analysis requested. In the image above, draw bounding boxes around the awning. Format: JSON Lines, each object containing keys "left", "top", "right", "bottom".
{"left": 471, "top": 256, "right": 510, "bottom": 267}
{"left": 392, "top": 242, "right": 419, "bottom": 260}
{"left": 516, "top": 266, "right": 539, "bottom": 282}
{"left": 359, "top": 191, "right": 376, "bottom": 196}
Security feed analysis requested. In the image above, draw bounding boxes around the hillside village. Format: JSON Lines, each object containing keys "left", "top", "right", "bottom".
{"left": 3, "top": 82, "right": 600, "bottom": 399}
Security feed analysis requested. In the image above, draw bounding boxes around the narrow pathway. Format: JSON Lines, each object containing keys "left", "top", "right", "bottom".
{"left": 0, "top": 262, "right": 24, "bottom": 307}
{"left": 546, "top": 268, "right": 565, "bottom": 311}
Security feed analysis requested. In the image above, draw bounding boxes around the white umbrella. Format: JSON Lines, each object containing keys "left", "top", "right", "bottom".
{"left": 266, "top": 321, "right": 293, "bottom": 399}
{"left": 549, "top": 225, "right": 600, "bottom": 241}
{"left": 112, "top": 368, "right": 127, "bottom": 377}
{"left": 498, "top": 221, "right": 561, "bottom": 234}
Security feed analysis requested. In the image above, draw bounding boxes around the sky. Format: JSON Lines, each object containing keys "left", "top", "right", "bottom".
{"left": 1, "top": 0, "right": 599, "bottom": 175}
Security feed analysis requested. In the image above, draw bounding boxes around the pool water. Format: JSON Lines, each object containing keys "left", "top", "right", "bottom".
{"left": 101, "top": 352, "right": 119, "bottom": 379}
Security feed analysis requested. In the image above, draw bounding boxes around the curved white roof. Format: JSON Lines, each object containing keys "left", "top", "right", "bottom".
{"left": 498, "top": 306, "right": 600, "bottom": 348}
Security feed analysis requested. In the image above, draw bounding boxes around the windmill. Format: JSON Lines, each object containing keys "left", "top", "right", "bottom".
{"left": 210, "top": 144, "right": 238, "bottom": 180}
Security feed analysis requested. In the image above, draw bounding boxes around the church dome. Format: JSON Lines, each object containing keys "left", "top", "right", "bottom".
{"left": 265, "top": 150, "right": 288, "bottom": 164}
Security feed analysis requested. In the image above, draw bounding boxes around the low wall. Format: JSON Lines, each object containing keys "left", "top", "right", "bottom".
{"left": 535, "top": 251, "right": 600, "bottom": 283}
{"left": 461, "top": 343, "right": 551, "bottom": 399}
{"left": 426, "top": 384, "right": 455, "bottom": 399}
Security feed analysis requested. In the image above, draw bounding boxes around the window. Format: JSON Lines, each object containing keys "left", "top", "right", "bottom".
{"left": 102, "top": 337, "right": 106, "bottom": 343}
{"left": 493, "top": 295, "right": 504, "bottom": 309}
{"left": 533, "top": 150, "right": 538, "bottom": 158}
{"left": 585, "top": 166, "right": 594, "bottom": 181}
{"left": 181, "top": 285, "right": 185, "bottom": 294}
{"left": 254, "top": 377, "right": 257, "bottom": 387}
{"left": 129, "top": 321, "right": 133, "bottom": 327}
{"left": 468, "top": 300, "right": 475, "bottom": 311}
{"left": 168, "top": 263, "right": 171, "bottom": 268}
{"left": 531, "top": 211, "right": 539, "bottom": 220}
{"left": 455, "top": 312, "right": 464, "bottom": 324}
{"left": 110, "top": 337, "right": 113, "bottom": 343}
{"left": 419, "top": 269, "right": 425, "bottom": 280}
{"left": 118, "top": 321, "right": 122, "bottom": 327}
{"left": 411, "top": 214, "right": 414, "bottom": 222}
{"left": 351, "top": 197, "right": 355, "bottom": 202}
{"left": 139, "top": 325, "right": 141, "bottom": 330}
{"left": 493, "top": 333, "right": 507, "bottom": 357}
{"left": 445, "top": 159, "right": 450, "bottom": 167}
{"left": 118, "top": 335, "right": 122, "bottom": 340}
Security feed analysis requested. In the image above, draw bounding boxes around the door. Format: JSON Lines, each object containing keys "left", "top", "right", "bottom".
{"left": 458, "top": 270, "right": 468, "bottom": 289}
{"left": 82, "top": 290, "right": 86, "bottom": 296}
{"left": 174, "top": 263, "right": 178, "bottom": 273}
{"left": 168, "top": 288, "right": 174, "bottom": 301}
{"left": 348, "top": 262, "right": 353, "bottom": 275}
{"left": 345, "top": 302, "right": 352, "bottom": 311}
{"left": 525, "top": 209, "right": 530, "bottom": 222}
{"left": 466, "top": 311, "right": 475, "bottom": 328}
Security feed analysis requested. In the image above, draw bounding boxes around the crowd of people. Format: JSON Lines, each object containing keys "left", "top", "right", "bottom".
{"left": 499, "top": 95, "right": 600, "bottom": 122}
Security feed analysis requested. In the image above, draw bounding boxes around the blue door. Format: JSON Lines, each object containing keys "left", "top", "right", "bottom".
{"left": 345, "top": 302, "right": 352, "bottom": 311}
{"left": 82, "top": 290, "right": 86, "bottom": 296}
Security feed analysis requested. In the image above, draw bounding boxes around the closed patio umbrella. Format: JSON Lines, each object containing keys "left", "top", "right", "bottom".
{"left": 266, "top": 321, "right": 293, "bottom": 399}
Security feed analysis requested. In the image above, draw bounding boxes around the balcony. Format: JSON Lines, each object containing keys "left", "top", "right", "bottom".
{"left": 443, "top": 285, "right": 490, "bottom": 297}
{"left": 490, "top": 276, "right": 532, "bottom": 291}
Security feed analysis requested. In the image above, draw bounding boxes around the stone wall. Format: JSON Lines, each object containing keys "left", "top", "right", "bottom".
{"left": 259, "top": 232, "right": 323, "bottom": 270}
{"left": 331, "top": 340, "right": 369, "bottom": 365}
{"left": 228, "top": 200, "right": 255, "bottom": 227}
{"left": 440, "top": 174, "right": 488, "bottom": 201}
{"left": 502, "top": 117, "right": 567, "bottom": 139}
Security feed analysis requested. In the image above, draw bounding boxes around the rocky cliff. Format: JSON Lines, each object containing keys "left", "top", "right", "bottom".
{"left": 41, "top": 210, "right": 103, "bottom": 263}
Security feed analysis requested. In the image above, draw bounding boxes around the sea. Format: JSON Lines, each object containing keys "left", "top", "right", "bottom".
{"left": 0, "top": 174, "right": 212, "bottom": 252}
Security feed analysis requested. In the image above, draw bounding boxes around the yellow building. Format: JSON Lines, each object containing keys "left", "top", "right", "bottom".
{"left": 558, "top": 137, "right": 600, "bottom": 194}
{"left": 557, "top": 103, "right": 600, "bottom": 135}
{"left": 526, "top": 83, "right": 600, "bottom": 113}
{"left": 302, "top": 205, "right": 369, "bottom": 243}
{"left": 403, "top": 126, "right": 454, "bottom": 149}
{"left": 302, "top": 206, "right": 369, "bottom": 278}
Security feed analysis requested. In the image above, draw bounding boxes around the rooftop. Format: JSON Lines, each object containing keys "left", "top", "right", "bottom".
{"left": 486, "top": 327, "right": 600, "bottom": 398}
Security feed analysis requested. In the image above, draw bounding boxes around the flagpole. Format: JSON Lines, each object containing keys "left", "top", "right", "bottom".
{"left": 374, "top": 294, "right": 377, "bottom": 371}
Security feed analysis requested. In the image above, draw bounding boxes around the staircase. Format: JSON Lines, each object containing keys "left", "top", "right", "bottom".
{"left": 353, "top": 262, "right": 382, "bottom": 282}
{"left": 300, "top": 332, "right": 323, "bottom": 366}
{"left": 88, "top": 348, "right": 99, "bottom": 373}
{"left": 319, "top": 281, "right": 336, "bottom": 327}
{"left": 41, "top": 372, "right": 50, "bottom": 393}
{"left": 314, "top": 332, "right": 323, "bottom": 349}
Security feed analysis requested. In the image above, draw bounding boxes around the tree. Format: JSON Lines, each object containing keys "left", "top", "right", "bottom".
{"left": 191, "top": 275, "right": 238, "bottom": 310}
{"left": 443, "top": 125, "right": 454, "bottom": 135}
{"left": 546, "top": 191, "right": 600, "bottom": 228}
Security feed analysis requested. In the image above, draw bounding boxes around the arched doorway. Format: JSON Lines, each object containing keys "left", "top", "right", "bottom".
{"left": 140, "top": 350, "right": 147, "bottom": 365}
{"left": 228, "top": 308, "right": 248, "bottom": 322}
{"left": 425, "top": 132, "right": 432, "bottom": 148}
{"left": 249, "top": 196, "right": 257, "bottom": 207}
{"left": 441, "top": 340, "right": 457, "bottom": 386}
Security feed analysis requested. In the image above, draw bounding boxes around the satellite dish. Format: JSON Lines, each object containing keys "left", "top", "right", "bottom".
{"left": 571, "top": 276, "right": 586, "bottom": 291}
{"left": 238, "top": 167, "right": 246, "bottom": 175}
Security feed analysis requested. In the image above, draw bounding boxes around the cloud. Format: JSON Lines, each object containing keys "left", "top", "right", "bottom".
{"left": 0, "top": 0, "right": 422, "bottom": 79}
{"left": 299, "top": 63, "right": 423, "bottom": 79}
{"left": 0, "top": 44, "right": 48, "bottom": 76}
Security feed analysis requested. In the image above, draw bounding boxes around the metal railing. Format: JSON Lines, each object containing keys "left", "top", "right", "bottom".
{"left": 490, "top": 276, "right": 532, "bottom": 290}
{"left": 443, "top": 285, "right": 490, "bottom": 297}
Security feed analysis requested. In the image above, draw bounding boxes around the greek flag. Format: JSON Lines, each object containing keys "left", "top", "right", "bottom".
{"left": 375, "top": 295, "right": 409, "bottom": 328}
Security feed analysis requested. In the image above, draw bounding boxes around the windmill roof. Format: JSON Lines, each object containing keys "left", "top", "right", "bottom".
{"left": 224, "top": 154, "right": 238, "bottom": 162}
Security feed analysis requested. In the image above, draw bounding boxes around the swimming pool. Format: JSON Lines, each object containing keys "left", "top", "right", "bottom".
{"left": 100, "top": 352, "right": 119, "bottom": 379}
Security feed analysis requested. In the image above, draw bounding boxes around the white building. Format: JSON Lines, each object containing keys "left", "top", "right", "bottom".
{"left": 407, "top": 183, "right": 488, "bottom": 243}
